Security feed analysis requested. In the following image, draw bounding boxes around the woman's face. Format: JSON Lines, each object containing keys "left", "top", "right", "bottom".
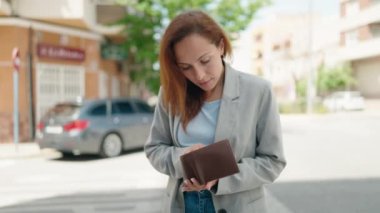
{"left": 174, "top": 34, "right": 224, "bottom": 93}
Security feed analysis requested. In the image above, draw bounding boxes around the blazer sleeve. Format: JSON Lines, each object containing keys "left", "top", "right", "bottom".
{"left": 144, "top": 89, "right": 187, "bottom": 179}
{"left": 216, "top": 82, "right": 286, "bottom": 195}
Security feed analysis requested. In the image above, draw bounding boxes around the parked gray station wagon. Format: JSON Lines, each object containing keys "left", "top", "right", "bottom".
{"left": 36, "top": 98, "right": 154, "bottom": 158}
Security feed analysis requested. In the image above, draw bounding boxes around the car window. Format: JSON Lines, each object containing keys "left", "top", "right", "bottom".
{"left": 89, "top": 103, "right": 107, "bottom": 116}
{"left": 45, "top": 103, "right": 80, "bottom": 118}
{"left": 135, "top": 101, "right": 154, "bottom": 113}
{"left": 112, "top": 101, "right": 134, "bottom": 115}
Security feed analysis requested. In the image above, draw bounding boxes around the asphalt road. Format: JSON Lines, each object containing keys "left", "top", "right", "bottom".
{"left": 269, "top": 111, "right": 380, "bottom": 213}
{"left": 0, "top": 111, "right": 379, "bottom": 213}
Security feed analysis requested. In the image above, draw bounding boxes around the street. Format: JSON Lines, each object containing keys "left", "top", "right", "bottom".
{"left": 0, "top": 111, "right": 380, "bottom": 213}
{"left": 0, "top": 149, "right": 167, "bottom": 213}
{"left": 269, "top": 110, "right": 380, "bottom": 213}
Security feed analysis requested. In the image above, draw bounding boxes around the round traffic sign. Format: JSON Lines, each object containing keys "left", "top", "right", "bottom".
{"left": 12, "top": 47, "right": 20, "bottom": 71}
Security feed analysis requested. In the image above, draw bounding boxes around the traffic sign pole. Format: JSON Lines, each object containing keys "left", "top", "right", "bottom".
{"left": 12, "top": 48, "right": 20, "bottom": 151}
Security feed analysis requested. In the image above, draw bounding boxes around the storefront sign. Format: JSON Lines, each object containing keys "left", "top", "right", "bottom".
{"left": 101, "top": 43, "right": 127, "bottom": 61}
{"left": 37, "top": 43, "right": 85, "bottom": 62}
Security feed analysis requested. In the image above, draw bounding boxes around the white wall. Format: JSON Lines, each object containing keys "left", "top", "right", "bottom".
{"left": 231, "top": 30, "right": 253, "bottom": 74}
{"left": 353, "top": 58, "right": 380, "bottom": 98}
{"left": 14, "top": 0, "right": 85, "bottom": 18}
{"left": 340, "top": 3, "right": 380, "bottom": 31}
{"left": 0, "top": 0, "right": 11, "bottom": 15}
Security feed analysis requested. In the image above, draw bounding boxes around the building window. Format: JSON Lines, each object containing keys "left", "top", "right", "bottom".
{"left": 370, "top": 23, "right": 380, "bottom": 38}
{"left": 345, "top": 30, "right": 359, "bottom": 45}
{"left": 346, "top": 0, "right": 359, "bottom": 16}
{"left": 255, "top": 51, "right": 263, "bottom": 59}
{"left": 255, "top": 34, "right": 262, "bottom": 42}
{"left": 272, "top": 44, "right": 281, "bottom": 51}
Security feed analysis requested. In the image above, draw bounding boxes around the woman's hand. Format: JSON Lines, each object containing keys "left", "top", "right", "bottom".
{"left": 182, "top": 143, "right": 218, "bottom": 191}
{"left": 183, "top": 143, "right": 205, "bottom": 154}
{"left": 182, "top": 178, "right": 218, "bottom": 192}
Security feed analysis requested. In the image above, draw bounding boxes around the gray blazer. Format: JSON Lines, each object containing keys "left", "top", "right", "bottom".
{"left": 144, "top": 64, "right": 286, "bottom": 213}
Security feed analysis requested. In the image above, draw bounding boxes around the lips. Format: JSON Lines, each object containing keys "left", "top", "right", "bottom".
{"left": 199, "top": 79, "right": 211, "bottom": 86}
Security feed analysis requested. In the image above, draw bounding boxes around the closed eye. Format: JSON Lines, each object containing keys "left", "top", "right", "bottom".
{"left": 179, "top": 65, "right": 191, "bottom": 71}
{"left": 200, "top": 59, "right": 210, "bottom": 64}
{"left": 200, "top": 55, "right": 212, "bottom": 64}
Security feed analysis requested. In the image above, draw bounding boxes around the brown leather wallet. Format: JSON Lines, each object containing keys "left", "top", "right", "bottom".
{"left": 180, "top": 140, "right": 240, "bottom": 185}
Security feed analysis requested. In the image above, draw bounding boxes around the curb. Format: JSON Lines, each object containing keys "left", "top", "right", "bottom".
{"left": 0, "top": 142, "right": 46, "bottom": 160}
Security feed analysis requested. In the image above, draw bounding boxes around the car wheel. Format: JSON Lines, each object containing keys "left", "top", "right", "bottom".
{"left": 100, "top": 133, "right": 123, "bottom": 158}
{"left": 61, "top": 151, "right": 74, "bottom": 158}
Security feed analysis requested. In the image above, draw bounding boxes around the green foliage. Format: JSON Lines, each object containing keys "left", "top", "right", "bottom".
{"left": 295, "top": 78, "right": 307, "bottom": 99}
{"left": 290, "top": 63, "right": 355, "bottom": 113}
{"left": 279, "top": 99, "right": 305, "bottom": 114}
{"left": 316, "top": 63, "right": 356, "bottom": 96}
{"left": 279, "top": 98, "right": 328, "bottom": 114}
{"left": 115, "top": 0, "right": 270, "bottom": 94}
{"left": 213, "top": 0, "right": 269, "bottom": 33}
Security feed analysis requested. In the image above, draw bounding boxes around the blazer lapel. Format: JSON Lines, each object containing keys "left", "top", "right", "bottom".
{"left": 214, "top": 64, "right": 240, "bottom": 156}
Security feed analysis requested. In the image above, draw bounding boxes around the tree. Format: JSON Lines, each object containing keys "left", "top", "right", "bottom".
{"left": 115, "top": 0, "right": 270, "bottom": 94}
{"left": 316, "top": 63, "right": 356, "bottom": 97}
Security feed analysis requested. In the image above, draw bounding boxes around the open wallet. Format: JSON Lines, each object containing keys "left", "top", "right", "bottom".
{"left": 180, "top": 140, "right": 240, "bottom": 185}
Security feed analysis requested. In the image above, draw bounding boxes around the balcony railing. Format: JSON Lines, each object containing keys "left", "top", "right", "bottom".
{"left": 10, "top": 0, "right": 122, "bottom": 35}
{"left": 341, "top": 3, "right": 380, "bottom": 31}
{"left": 334, "top": 36, "right": 380, "bottom": 61}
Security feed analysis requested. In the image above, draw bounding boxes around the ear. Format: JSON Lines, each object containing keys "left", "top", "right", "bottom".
{"left": 218, "top": 38, "right": 225, "bottom": 56}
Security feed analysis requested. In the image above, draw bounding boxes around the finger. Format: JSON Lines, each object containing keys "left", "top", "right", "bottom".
{"left": 205, "top": 179, "right": 217, "bottom": 190}
{"left": 205, "top": 182, "right": 212, "bottom": 190}
{"left": 205, "top": 181, "right": 215, "bottom": 190}
{"left": 183, "top": 179, "right": 190, "bottom": 187}
{"left": 183, "top": 179, "right": 197, "bottom": 191}
{"left": 190, "top": 144, "right": 205, "bottom": 152}
{"left": 194, "top": 144, "right": 205, "bottom": 149}
{"left": 183, "top": 148, "right": 191, "bottom": 154}
{"left": 190, "top": 178, "right": 203, "bottom": 188}
{"left": 182, "top": 182, "right": 198, "bottom": 192}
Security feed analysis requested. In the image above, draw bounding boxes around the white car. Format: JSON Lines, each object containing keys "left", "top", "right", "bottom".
{"left": 323, "top": 91, "right": 365, "bottom": 111}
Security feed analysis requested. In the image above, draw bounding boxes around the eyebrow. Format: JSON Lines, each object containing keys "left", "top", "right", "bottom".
{"left": 177, "top": 51, "right": 211, "bottom": 65}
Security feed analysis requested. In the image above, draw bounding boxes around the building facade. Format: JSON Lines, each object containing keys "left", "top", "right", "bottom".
{"left": 251, "top": 13, "right": 340, "bottom": 102}
{"left": 337, "top": 0, "right": 380, "bottom": 98}
{"left": 0, "top": 0, "right": 132, "bottom": 142}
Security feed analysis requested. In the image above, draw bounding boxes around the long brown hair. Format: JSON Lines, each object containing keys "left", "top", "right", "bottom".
{"left": 159, "top": 10, "right": 232, "bottom": 129}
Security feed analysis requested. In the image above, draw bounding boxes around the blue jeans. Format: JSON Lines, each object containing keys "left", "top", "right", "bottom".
{"left": 184, "top": 190, "right": 216, "bottom": 213}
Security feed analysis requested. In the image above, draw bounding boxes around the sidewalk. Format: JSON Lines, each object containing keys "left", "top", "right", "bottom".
{"left": 365, "top": 99, "right": 380, "bottom": 112}
{"left": 0, "top": 142, "right": 45, "bottom": 159}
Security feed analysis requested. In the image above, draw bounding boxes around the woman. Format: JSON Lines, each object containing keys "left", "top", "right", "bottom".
{"left": 145, "top": 10, "right": 286, "bottom": 213}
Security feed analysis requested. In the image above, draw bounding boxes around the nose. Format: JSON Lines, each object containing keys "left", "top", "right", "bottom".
{"left": 193, "top": 65, "right": 205, "bottom": 81}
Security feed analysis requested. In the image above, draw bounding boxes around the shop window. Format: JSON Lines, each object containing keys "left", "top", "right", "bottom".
{"left": 36, "top": 63, "right": 84, "bottom": 122}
